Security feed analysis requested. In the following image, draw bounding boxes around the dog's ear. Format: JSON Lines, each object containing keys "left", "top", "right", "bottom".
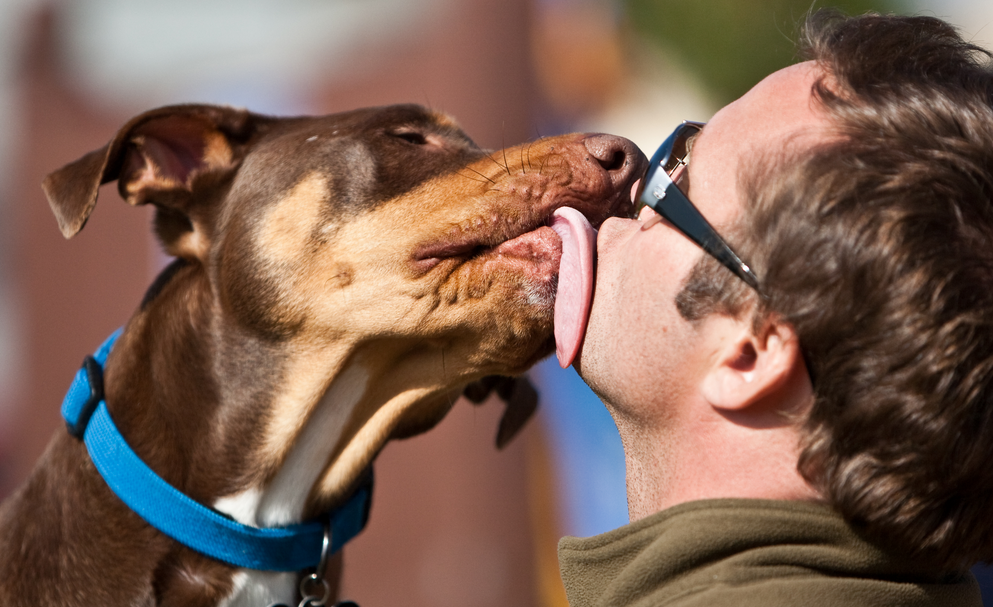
{"left": 42, "top": 104, "right": 260, "bottom": 247}
{"left": 463, "top": 375, "right": 539, "bottom": 449}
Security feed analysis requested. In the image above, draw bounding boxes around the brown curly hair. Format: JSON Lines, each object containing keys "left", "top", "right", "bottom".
{"left": 677, "top": 10, "right": 993, "bottom": 570}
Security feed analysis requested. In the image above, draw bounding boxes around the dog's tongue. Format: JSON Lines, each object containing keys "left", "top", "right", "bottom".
{"left": 551, "top": 207, "right": 597, "bottom": 368}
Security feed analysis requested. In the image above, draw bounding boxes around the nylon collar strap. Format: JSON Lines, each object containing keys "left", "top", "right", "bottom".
{"left": 61, "top": 329, "right": 372, "bottom": 572}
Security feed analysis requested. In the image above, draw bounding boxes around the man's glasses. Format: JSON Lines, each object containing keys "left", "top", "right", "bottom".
{"left": 635, "top": 121, "right": 760, "bottom": 291}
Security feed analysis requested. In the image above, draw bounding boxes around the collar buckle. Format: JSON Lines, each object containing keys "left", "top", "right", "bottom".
{"left": 63, "top": 354, "right": 105, "bottom": 439}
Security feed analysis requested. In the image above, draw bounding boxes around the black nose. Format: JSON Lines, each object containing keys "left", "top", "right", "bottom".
{"left": 583, "top": 134, "right": 647, "bottom": 190}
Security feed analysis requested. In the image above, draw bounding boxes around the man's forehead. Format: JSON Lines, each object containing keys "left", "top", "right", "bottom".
{"left": 702, "top": 62, "right": 827, "bottom": 159}
{"left": 687, "top": 62, "right": 829, "bottom": 226}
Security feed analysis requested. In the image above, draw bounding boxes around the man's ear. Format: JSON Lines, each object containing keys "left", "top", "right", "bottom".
{"left": 41, "top": 104, "right": 263, "bottom": 260}
{"left": 700, "top": 315, "right": 805, "bottom": 412}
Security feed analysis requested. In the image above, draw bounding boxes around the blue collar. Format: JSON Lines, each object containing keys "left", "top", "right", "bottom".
{"left": 61, "top": 329, "right": 372, "bottom": 572}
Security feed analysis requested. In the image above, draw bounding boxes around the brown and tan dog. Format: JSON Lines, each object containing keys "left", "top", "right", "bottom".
{"left": 0, "top": 103, "right": 644, "bottom": 606}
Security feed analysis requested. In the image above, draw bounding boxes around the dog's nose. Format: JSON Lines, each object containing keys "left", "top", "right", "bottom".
{"left": 583, "top": 134, "right": 645, "bottom": 189}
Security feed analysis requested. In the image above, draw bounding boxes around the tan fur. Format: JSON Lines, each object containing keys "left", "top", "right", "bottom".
{"left": 258, "top": 173, "right": 331, "bottom": 263}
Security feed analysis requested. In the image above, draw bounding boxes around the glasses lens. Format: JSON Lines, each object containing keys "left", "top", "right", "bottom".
{"left": 634, "top": 122, "right": 702, "bottom": 217}
{"left": 663, "top": 132, "right": 691, "bottom": 175}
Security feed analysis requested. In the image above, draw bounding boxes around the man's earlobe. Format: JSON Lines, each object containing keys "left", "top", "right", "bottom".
{"left": 700, "top": 316, "right": 805, "bottom": 412}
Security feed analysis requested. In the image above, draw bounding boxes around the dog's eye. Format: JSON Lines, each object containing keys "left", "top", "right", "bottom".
{"left": 392, "top": 131, "right": 429, "bottom": 145}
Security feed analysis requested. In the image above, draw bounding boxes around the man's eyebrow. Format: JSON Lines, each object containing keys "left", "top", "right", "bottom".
{"left": 676, "top": 130, "right": 700, "bottom": 193}
{"left": 686, "top": 129, "right": 701, "bottom": 155}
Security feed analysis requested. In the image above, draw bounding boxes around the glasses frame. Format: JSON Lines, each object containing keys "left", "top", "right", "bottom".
{"left": 637, "top": 121, "right": 760, "bottom": 291}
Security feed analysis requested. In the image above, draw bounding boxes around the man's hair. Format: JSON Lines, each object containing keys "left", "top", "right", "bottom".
{"left": 678, "top": 10, "right": 993, "bottom": 570}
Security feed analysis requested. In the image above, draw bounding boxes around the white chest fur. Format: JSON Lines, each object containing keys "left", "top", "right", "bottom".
{"left": 215, "top": 363, "right": 369, "bottom": 606}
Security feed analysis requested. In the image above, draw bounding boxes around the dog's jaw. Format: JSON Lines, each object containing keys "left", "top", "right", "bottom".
{"left": 410, "top": 134, "right": 639, "bottom": 336}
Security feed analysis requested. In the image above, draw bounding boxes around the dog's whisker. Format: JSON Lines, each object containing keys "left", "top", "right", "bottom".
{"left": 499, "top": 128, "right": 512, "bottom": 176}
{"left": 502, "top": 128, "right": 509, "bottom": 175}
{"left": 463, "top": 166, "right": 496, "bottom": 185}
{"left": 457, "top": 171, "right": 489, "bottom": 184}
{"left": 487, "top": 153, "right": 508, "bottom": 175}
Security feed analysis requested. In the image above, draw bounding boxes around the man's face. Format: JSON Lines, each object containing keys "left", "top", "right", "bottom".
{"left": 576, "top": 62, "right": 830, "bottom": 423}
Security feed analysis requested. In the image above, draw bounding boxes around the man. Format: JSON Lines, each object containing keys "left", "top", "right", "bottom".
{"left": 554, "top": 10, "right": 993, "bottom": 606}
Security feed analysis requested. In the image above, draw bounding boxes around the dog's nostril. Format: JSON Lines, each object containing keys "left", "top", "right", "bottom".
{"left": 584, "top": 134, "right": 635, "bottom": 175}
{"left": 583, "top": 134, "right": 645, "bottom": 191}
{"left": 600, "top": 150, "right": 626, "bottom": 172}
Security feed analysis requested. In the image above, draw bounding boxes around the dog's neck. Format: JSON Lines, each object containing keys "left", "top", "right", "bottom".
{"left": 108, "top": 259, "right": 459, "bottom": 530}
{"left": 214, "top": 356, "right": 370, "bottom": 528}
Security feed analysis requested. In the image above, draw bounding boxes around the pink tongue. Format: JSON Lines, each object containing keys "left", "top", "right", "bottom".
{"left": 551, "top": 207, "right": 597, "bottom": 368}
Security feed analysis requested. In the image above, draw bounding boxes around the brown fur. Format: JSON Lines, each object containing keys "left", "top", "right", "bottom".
{"left": 0, "top": 103, "right": 645, "bottom": 606}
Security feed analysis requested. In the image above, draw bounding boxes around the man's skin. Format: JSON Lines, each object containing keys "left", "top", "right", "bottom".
{"left": 576, "top": 62, "right": 828, "bottom": 522}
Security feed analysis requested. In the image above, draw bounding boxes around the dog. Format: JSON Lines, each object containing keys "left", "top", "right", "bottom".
{"left": 0, "top": 103, "right": 645, "bottom": 606}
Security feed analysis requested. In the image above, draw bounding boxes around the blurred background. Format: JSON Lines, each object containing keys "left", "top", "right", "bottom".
{"left": 0, "top": 0, "right": 990, "bottom": 605}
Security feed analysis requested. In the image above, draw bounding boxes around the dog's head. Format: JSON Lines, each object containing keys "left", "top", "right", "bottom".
{"left": 43, "top": 103, "right": 645, "bottom": 506}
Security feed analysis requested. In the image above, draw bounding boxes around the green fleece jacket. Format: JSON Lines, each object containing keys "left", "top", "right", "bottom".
{"left": 558, "top": 499, "right": 979, "bottom": 607}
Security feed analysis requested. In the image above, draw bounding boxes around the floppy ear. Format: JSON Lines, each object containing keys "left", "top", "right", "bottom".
{"left": 700, "top": 315, "right": 806, "bottom": 412}
{"left": 41, "top": 104, "right": 260, "bottom": 258}
{"left": 463, "top": 375, "right": 539, "bottom": 449}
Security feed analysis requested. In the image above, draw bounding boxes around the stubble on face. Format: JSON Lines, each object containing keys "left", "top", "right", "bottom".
{"left": 575, "top": 212, "right": 703, "bottom": 425}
